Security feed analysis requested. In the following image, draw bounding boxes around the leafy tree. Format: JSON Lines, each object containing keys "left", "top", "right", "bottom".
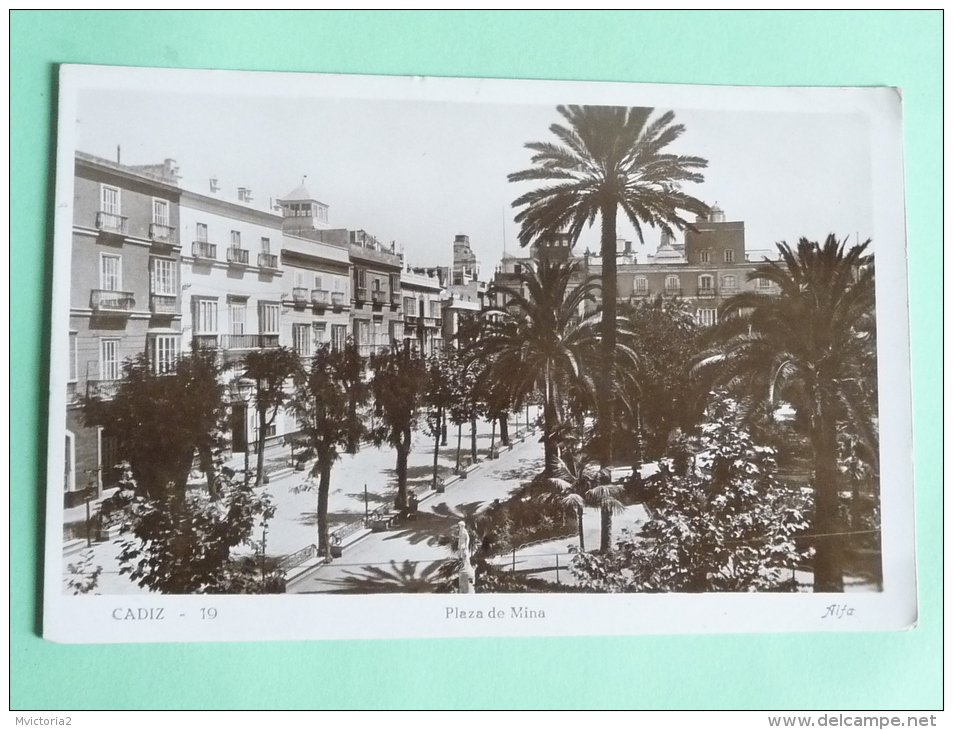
{"left": 568, "top": 397, "right": 811, "bottom": 592}
{"left": 424, "top": 346, "right": 462, "bottom": 488}
{"left": 545, "top": 454, "right": 621, "bottom": 552}
{"left": 289, "top": 341, "right": 367, "bottom": 557}
{"left": 620, "top": 295, "right": 701, "bottom": 460}
{"left": 82, "top": 349, "right": 226, "bottom": 499}
{"left": 243, "top": 346, "right": 302, "bottom": 487}
{"left": 509, "top": 105, "right": 710, "bottom": 471}
{"left": 101, "top": 461, "right": 280, "bottom": 593}
{"left": 368, "top": 342, "right": 428, "bottom": 510}
{"left": 694, "top": 235, "right": 876, "bottom": 592}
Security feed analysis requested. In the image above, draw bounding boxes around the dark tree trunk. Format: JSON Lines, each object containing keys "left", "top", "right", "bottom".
{"left": 347, "top": 394, "right": 359, "bottom": 454}
{"left": 394, "top": 427, "right": 411, "bottom": 510}
{"left": 812, "top": 418, "right": 845, "bottom": 592}
{"left": 577, "top": 505, "right": 585, "bottom": 552}
{"left": 598, "top": 200, "right": 618, "bottom": 469}
{"left": 600, "top": 504, "right": 612, "bottom": 553}
{"left": 198, "top": 445, "right": 218, "bottom": 499}
{"left": 470, "top": 416, "right": 478, "bottom": 463}
{"left": 313, "top": 456, "right": 332, "bottom": 558}
{"left": 432, "top": 407, "right": 441, "bottom": 488}
{"left": 598, "top": 202, "right": 618, "bottom": 553}
{"left": 441, "top": 415, "right": 447, "bottom": 446}
{"left": 255, "top": 405, "right": 268, "bottom": 488}
{"left": 543, "top": 395, "right": 559, "bottom": 476}
{"left": 499, "top": 415, "right": 510, "bottom": 446}
{"left": 455, "top": 423, "right": 463, "bottom": 470}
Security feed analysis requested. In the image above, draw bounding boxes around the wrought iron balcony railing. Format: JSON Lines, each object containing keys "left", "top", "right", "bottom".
{"left": 632, "top": 289, "right": 650, "bottom": 297}
{"left": 696, "top": 287, "right": 717, "bottom": 298}
{"left": 149, "top": 223, "right": 177, "bottom": 244}
{"left": 311, "top": 289, "right": 329, "bottom": 306}
{"left": 192, "top": 334, "right": 220, "bottom": 350}
{"left": 227, "top": 247, "right": 249, "bottom": 265}
{"left": 96, "top": 211, "right": 127, "bottom": 236}
{"left": 150, "top": 293, "right": 178, "bottom": 314}
{"left": 258, "top": 253, "right": 279, "bottom": 269}
{"left": 192, "top": 241, "right": 217, "bottom": 260}
{"left": 86, "top": 379, "right": 121, "bottom": 400}
{"left": 221, "top": 334, "right": 279, "bottom": 350}
{"left": 91, "top": 289, "right": 135, "bottom": 313}
{"left": 664, "top": 287, "right": 682, "bottom": 297}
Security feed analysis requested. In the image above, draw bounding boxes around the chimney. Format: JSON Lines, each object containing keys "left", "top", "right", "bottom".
{"left": 209, "top": 177, "right": 220, "bottom": 193}
{"left": 238, "top": 187, "right": 253, "bottom": 203}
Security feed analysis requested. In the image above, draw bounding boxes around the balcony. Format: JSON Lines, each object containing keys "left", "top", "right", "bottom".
{"left": 227, "top": 247, "right": 250, "bottom": 266}
{"left": 90, "top": 289, "right": 135, "bottom": 314}
{"left": 193, "top": 334, "right": 220, "bottom": 350}
{"left": 390, "top": 292, "right": 401, "bottom": 308}
{"left": 258, "top": 253, "right": 279, "bottom": 270}
{"left": 149, "top": 223, "right": 177, "bottom": 245}
{"left": 331, "top": 291, "right": 346, "bottom": 308}
{"left": 86, "top": 379, "right": 121, "bottom": 400}
{"left": 292, "top": 287, "right": 310, "bottom": 305}
{"left": 663, "top": 287, "right": 682, "bottom": 297}
{"left": 192, "top": 241, "right": 217, "bottom": 260}
{"left": 221, "top": 334, "right": 279, "bottom": 351}
{"left": 150, "top": 293, "right": 178, "bottom": 314}
{"left": 311, "top": 289, "right": 329, "bottom": 307}
{"left": 423, "top": 317, "right": 439, "bottom": 328}
{"left": 355, "top": 288, "right": 368, "bottom": 303}
{"left": 696, "top": 287, "right": 717, "bottom": 298}
{"left": 96, "top": 211, "right": 127, "bottom": 237}
{"left": 632, "top": 289, "right": 650, "bottom": 298}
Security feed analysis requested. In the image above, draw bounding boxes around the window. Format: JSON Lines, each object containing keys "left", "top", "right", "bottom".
{"left": 100, "top": 254, "right": 122, "bottom": 291}
{"left": 292, "top": 323, "right": 312, "bottom": 357}
{"left": 404, "top": 297, "right": 416, "bottom": 316}
{"left": 373, "top": 320, "right": 383, "bottom": 348}
{"left": 700, "top": 250, "right": 711, "bottom": 263}
{"left": 665, "top": 275, "right": 680, "bottom": 292}
{"left": 230, "top": 230, "right": 241, "bottom": 248}
{"left": 514, "top": 263, "right": 522, "bottom": 275}
{"left": 313, "top": 275, "right": 323, "bottom": 290}
{"left": 333, "top": 276, "right": 346, "bottom": 296}
{"left": 633, "top": 277, "right": 648, "bottom": 295}
{"left": 372, "top": 278, "right": 382, "bottom": 292}
{"left": 196, "top": 223, "right": 208, "bottom": 242}
{"left": 355, "top": 319, "right": 370, "bottom": 346}
{"left": 722, "top": 274, "right": 738, "bottom": 292}
{"left": 150, "top": 257, "right": 176, "bottom": 295}
{"left": 193, "top": 298, "right": 218, "bottom": 333}
{"left": 258, "top": 302, "right": 280, "bottom": 334}
{"left": 100, "top": 338, "right": 121, "bottom": 381}
{"left": 150, "top": 335, "right": 179, "bottom": 374}
{"left": 724, "top": 249, "right": 735, "bottom": 263}
{"left": 697, "top": 308, "right": 718, "bottom": 327}
{"left": 100, "top": 431, "right": 120, "bottom": 485}
{"left": 261, "top": 237, "right": 271, "bottom": 254}
{"left": 354, "top": 268, "right": 366, "bottom": 295}
{"left": 101, "top": 185, "right": 120, "bottom": 215}
{"left": 229, "top": 299, "right": 247, "bottom": 335}
{"left": 68, "top": 332, "right": 77, "bottom": 382}
{"left": 313, "top": 322, "right": 327, "bottom": 345}
{"left": 430, "top": 300, "right": 441, "bottom": 319}
{"left": 331, "top": 325, "right": 347, "bottom": 351}
{"left": 153, "top": 199, "right": 170, "bottom": 226}
{"left": 389, "top": 273, "right": 401, "bottom": 295}
{"left": 756, "top": 277, "right": 772, "bottom": 291}
{"left": 699, "top": 275, "right": 714, "bottom": 290}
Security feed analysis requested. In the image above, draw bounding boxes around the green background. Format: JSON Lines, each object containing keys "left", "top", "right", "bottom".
{"left": 11, "top": 10, "right": 942, "bottom": 710}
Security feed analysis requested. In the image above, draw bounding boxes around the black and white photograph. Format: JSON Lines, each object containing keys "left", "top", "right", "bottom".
{"left": 44, "top": 65, "right": 915, "bottom": 642}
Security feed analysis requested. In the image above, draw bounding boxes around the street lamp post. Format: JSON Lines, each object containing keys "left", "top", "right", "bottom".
{"left": 235, "top": 377, "right": 255, "bottom": 487}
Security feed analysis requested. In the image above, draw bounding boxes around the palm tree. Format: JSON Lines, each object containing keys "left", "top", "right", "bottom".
{"left": 508, "top": 106, "right": 709, "bottom": 471}
{"left": 694, "top": 235, "right": 876, "bottom": 592}
{"left": 546, "top": 454, "right": 623, "bottom": 553}
{"left": 478, "top": 258, "right": 602, "bottom": 474}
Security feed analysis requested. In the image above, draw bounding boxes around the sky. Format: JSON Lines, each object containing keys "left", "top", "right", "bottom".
{"left": 74, "top": 81, "right": 875, "bottom": 272}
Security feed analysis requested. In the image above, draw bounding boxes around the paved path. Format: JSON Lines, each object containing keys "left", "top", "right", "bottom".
{"left": 288, "top": 434, "right": 547, "bottom": 593}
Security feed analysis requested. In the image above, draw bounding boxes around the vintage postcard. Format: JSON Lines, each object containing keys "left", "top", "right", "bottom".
{"left": 44, "top": 65, "right": 915, "bottom": 642}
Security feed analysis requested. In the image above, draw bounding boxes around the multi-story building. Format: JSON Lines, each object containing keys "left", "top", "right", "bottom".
{"left": 276, "top": 185, "right": 352, "bottom": 360}
{"left": 178, "top": 179, "right": 286, "bottom": 452}
{"left": 65, "top": 152, "right": 182, "bottom": 506}
{"left": 491, "top": 206, "right": 777, "bottom": 328}
{"left": 441, "top": 233, "right": 488, "bottom": 344}
{"left": 401, "top": 268, "right": 444, "bottom": 357}
{"left": 348, "top": 230, "right": 404, "bottom": 356}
